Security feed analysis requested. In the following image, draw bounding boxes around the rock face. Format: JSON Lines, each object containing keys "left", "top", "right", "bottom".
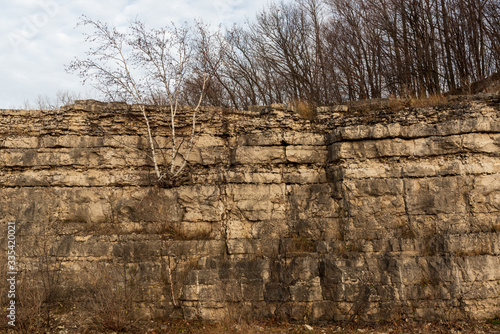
{"left": 0, "top": 97, "right": 499, "bottom": 322}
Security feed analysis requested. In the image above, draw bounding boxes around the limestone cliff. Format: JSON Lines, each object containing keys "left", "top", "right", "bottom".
{"left": 0, "top": 95, "right": 499, "bottom": 322}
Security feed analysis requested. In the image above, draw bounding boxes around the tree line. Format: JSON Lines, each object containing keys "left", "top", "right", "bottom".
{"left": 181, "top": 0, "right": 500, "bottom": 108}
{"left": 69, "top": 0, "right": 500, "bottom": 110}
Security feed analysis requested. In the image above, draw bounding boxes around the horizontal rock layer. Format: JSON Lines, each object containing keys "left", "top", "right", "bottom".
{"left": 0, "top": 97, "right": 499, "bottom": 322}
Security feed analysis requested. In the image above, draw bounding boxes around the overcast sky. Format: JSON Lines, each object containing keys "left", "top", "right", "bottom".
{"left": 0, "top": 0, "right": 277, "bottom": 108}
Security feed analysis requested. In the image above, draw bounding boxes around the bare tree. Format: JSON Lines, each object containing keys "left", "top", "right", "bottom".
{"left": 67, "top": 16, "right": 214, "bottom": 184}
{"left": 21, "top": 90, "right": 86, "bottom": 110}
{"left": 67, "top": 1, "right": 500, "bottom": 124}
{"left": 324, "top": 0, "right": 500, "bottom": 99}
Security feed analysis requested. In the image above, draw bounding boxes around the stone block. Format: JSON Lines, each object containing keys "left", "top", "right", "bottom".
{"left": 238, "top": 132, "right": 282, "bottom": 146}
{"left": 229, "top": 184, "right": 285, "bottom": 201}
{"left": 235, "top": 199, "right": 274, "bottom": 221}
{"left": 177, "top": 185, "right": 222, "bottom": 222}
{"left": 286, "top": 145, "right": 328, "bottom": 163}
{"left": 413, "top": 135, "right": 463, "bottom": 156}
{"left": 342, "top": 161, "right": 403, "bottom": 179}
{"left": 3, "top": 136, "right": 39, "bottom": 148}
{"left": 227, "top": 239, "right": 261, "bottom": 255}
{"left": 241, "top": 279, "right": 265, "bottom": 301}
{"left": 226, "top": 219, "right": 253, "bottom": 239}
{"left": 343, "top": 178, "right": 404, "bottom": 197}
{"left": 283, "top": 132, "right": 326, "bottom": 145}
{"left": 191, "top": 146, "right": 227, "bottom": 165}
{"left": 472, "top": 174, "right": 500, "bottom": 213}
{"left": 234, "top": 146, "right": 285, "bottom": 164}
{"left": 404, "top": 176, "right": 467, "bottom": 215}
{"left": 2, "top": 101, "right": 500, "bottom": 323}
{"left": 282, "top": 166, "right": 327, "bottom": 184}
{"left": 291, "top": 257, "right": 319, "bottom": 281}
{"left": 167, "top": 240, "right": 226, "bottom": 258}
{"left": 462, "top": 133, "right": 500, "bottom": 153}
{"left": 289, "top": 277, "right": 323, "bottom": 302}
{"left": 182, "top": 284, "right": 201, "bottom": 301}
{"left": 264, "top": 283, "right": 289, "bottom": 301}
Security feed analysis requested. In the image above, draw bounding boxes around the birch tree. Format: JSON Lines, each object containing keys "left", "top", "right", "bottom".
{"left": 67, "top": 16, "right": 213, "bottom": 185}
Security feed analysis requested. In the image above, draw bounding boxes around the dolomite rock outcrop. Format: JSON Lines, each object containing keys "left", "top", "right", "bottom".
{"left": 0, "top": 96, "right": 499, "bottom": 322}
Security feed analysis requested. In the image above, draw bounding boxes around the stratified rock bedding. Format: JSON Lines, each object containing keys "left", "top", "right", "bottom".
{"left": 0, "top": 96, "right": 499, "bottom": 322}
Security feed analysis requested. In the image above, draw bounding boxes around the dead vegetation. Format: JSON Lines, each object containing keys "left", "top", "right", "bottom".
{"left": 2, "top": 314, "right": 499, "bottom": 333}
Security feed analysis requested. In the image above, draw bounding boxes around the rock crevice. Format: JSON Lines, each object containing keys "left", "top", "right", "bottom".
{"left": 0, "top": 98, "right": 499, "bottom": 322}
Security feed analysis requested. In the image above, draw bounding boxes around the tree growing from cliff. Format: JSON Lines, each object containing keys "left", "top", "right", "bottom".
{"left": 67, "top": 16, "right": 218, "bottom": 184}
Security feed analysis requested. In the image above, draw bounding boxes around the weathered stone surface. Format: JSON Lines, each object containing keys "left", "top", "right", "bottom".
{"left": 0, "top": 98, "right": 499, "bottom": 323}
{"left": 235, "top": 146, "right": 286, "bottom": 164}
{"left": 286, "top": 146, "right": 328, "bottom": 164}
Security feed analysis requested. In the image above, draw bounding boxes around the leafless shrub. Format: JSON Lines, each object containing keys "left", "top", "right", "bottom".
{"left": 0, "top": 260, "right": 46, "bottom": 334}
{"left": 8, "top": 268, "right": 46, "bottom": 333}
{"left": 21, "top": 90, "right": 87, "bottom": 110}
{"left": 0, "top": 229, "right": 65, "bottom": 333}
{"left": 83, "top": 264, "right": 141, "bottom": 332}
{"left": 67, "top": 16, "right": 220, "bottom": 185}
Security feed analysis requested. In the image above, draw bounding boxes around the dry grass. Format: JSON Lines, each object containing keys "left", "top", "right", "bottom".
{"left": 139, "top": 318, "right": 500, "bottom": 334}
{"left": 18, "top": 318, "right": 498, "bottom": 334}
{"left": 0, "top": 264, "right": 65, "bottom": 333}
{"left": 81, "top": 264, "right": 142, "bottom": 333}
{"left": 347, "top": 94, "right": 449, "bottom": 114}
{"left": 290, "top": 99, "right": 317, "bottom": 119}
{"left": 0, "top": 261, "right": 43, "bottom": 334}
{"left": 405, "top": 94, "right": 449, "bottom": 108}
{"left": 0, "top": 229, "right": 67, "bottom": 333}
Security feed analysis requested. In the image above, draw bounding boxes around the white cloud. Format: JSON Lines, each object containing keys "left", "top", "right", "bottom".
{"left": 0, "top": 0, "right": 286, "bottom": 108}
